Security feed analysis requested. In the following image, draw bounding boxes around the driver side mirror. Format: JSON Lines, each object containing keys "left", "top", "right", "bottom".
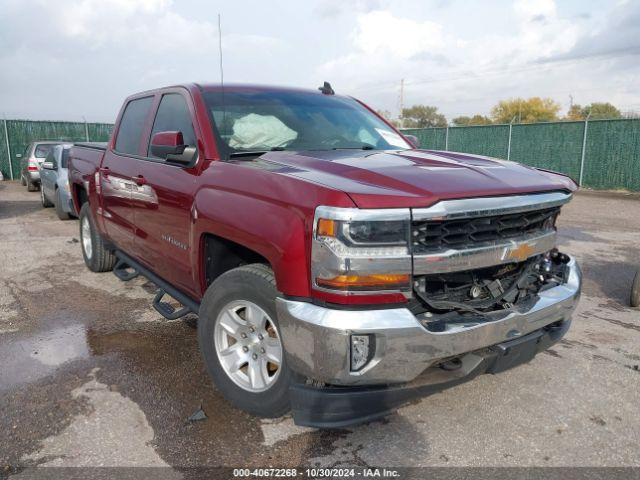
{"left": 150, "top": 131, "right": 197, "bottom": 166}
{"left": 42, "top": 161, "right": 55, "bottom": 170}
{"left": 404, "top": 134, "right": 420, "bottom": 148}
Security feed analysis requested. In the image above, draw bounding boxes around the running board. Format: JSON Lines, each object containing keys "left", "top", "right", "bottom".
{"left": 114, "top": 251, "right": 200, "bottom": 319}
{"left": 113, "top": 258, "right": 139, "bottom": 281}
{"left": 153, "top": 289, "right": 192, "bottom": 320}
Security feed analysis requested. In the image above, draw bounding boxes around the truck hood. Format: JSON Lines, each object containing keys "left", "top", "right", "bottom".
{"left": 261, "top": 149, "right": 577, "bottom": 208}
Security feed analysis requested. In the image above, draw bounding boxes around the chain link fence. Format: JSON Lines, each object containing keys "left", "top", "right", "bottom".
{"left": 3, "top": 118, "right": 638, "bottom": 191}
{"left": 0, "top": 119, "right": 113, "bottom": 180}
{"left": 402, "top": 118, "right": 640, "bottom": 191}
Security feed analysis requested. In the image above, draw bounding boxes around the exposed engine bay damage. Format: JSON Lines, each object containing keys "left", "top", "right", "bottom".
{"left": 415, "top": 249, "right": 571, "bottom": 332}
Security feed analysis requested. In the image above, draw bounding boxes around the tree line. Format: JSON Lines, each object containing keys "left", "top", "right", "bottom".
{"left": 377, "top": 98, "right": 629, "bottom": 128}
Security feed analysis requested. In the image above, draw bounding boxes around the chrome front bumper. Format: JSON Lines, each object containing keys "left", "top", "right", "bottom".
{"left": 276, "top": 257, "right": 581, "bottom": 386}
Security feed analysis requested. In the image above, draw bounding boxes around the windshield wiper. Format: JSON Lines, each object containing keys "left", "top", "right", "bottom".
{"left": 229, "top": 151, "right": 268, "bottom": 159}
{"left": 229, "top": 147, "right": 286, "bottom": 159}
{"left": 332, "top": 144, "right": 375, "bottom": 150}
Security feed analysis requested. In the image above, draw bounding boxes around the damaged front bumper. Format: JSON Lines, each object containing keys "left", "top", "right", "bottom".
{"left": 276, "top": 256, "right": 581, "bottom": 427}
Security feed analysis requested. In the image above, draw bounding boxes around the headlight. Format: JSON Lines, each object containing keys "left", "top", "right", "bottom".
{"left": 312, "top": 206, "right": 412, "bottom": 295}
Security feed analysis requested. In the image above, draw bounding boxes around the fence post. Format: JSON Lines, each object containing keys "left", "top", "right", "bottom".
{"left": 444, "top": 126, "right": 449, "bottom": 150}
{"left": 507, "top": 116, "right": 516, "bottom": 160}
{"left": 3, "top": 117, "right": 13, "bottom": 180}
{"left": 83, "top": 116, "right": 89, "bottom": 141}
{"left": 578, "top": 113, "right": 591, "bottom": 187}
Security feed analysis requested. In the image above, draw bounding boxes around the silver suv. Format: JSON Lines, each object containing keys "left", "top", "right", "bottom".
{"left": 19, "top": 141, "right": 64, "bottom": 191}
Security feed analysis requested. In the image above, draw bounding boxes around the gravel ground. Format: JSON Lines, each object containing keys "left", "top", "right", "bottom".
{"left": 1, "top": 181, "right": 639, "bottom": 475}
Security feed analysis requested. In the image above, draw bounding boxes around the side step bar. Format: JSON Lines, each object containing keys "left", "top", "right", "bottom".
{"left": 113, "top": 258, "right": 139, "bottom": 281}
{"left": 113, "top": 251, "right": 200, "bottom": 319}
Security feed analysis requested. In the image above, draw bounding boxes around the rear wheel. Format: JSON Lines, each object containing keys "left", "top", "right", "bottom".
{"left": 79, "top": 203, "right": 116, "bottom": 272}
{"left": 631, "top": 270, "right": 640, "bottom": 308}
{"left": 55, "top": 188, "right": 70, "bottom": 220}
{"left": 41, "top": 187, "right": 53, "bottom": 208}
{"left": 27, "top": 179, "right": 38, "bottom": 192}
{"left": 21, "top": 175, "right": 26, "bottom": 186}
{"left": 198, "top": 264, "right": 296, "bottom": 418}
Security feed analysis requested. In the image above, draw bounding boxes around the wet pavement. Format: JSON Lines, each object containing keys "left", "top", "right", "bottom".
{"left": 1, "top": 181, "right": 639, "bottom": 474}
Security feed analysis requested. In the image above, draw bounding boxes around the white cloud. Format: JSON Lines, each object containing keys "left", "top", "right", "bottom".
{"left": 351, "top": 11, "right": 445, "bottom": 58}
{"left": 0, "top": 0, "right": 637, "bottom": 122}
{"left": 316, "top": 0, "right": 618, "bottom": 118}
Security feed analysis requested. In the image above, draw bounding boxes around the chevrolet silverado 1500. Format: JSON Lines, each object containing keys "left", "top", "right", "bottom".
{"left": 69, "top": 83, "right": 581, "bottom": 427}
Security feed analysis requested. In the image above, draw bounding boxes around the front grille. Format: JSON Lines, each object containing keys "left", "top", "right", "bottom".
{"left": 412, "top": 207, "right": 560, "bottom": 254}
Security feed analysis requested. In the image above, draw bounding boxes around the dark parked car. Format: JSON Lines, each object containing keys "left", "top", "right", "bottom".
{"left": 20, "top": 141, "right": 65, "bottom": 191}
{"left": 40, "top": 144, "right": 75, "bottom": 220}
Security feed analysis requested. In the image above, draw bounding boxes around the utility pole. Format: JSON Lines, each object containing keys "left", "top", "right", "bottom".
{"left": 398, "top": 79, "right": 404, "bottom": 129}
{"left": 569, "top": 94, "right": 574, "bottom": 110}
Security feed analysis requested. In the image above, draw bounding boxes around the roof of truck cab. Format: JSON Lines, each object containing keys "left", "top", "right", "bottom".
{"left": 196, "top": 83, "right": 335, "bottom": 94}
{"left": 126, "top": 83, "right": 344, "bottom": 98}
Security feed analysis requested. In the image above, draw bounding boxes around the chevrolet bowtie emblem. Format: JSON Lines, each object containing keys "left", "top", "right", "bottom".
{"left": 507, "top": 243, "right": 536, "bottom": 262}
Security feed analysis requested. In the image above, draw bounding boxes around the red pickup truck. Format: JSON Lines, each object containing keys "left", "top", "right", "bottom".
{"left": 69, "top": 83, "right": 581, "bottom": 427}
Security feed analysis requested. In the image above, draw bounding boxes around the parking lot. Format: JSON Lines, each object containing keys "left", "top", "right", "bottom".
{"left": 1, "top": 180, "right": 639, "bottom": 471}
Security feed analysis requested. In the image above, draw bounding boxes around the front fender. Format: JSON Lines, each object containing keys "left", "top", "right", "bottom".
{"left": 191, "top": 187, "right": 310, "bottom": 298}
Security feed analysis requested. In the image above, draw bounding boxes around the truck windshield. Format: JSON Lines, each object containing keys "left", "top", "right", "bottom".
{"left": 203, "top": 90, "right": 410, "bottom": 158}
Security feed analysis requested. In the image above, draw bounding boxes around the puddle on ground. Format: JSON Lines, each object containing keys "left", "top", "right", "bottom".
{"left": 0, "top": 321, "right": 88, "bottom": 390}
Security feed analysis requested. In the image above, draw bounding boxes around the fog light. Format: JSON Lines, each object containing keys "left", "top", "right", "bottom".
{"left": 350, "top": 334, "right": 373, "bottom": 371}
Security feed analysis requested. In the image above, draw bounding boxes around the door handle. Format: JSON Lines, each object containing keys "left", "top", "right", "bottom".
{"left": 134, "top": 175, "right": 147, "bottom": 186}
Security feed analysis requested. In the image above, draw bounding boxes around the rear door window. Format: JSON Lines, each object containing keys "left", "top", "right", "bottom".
{"left": 61, "top": 149, "right": 70, "bottom": 168}
{"left": 35, "top": 144, "right": 54, "bottom": 158}
{"left": 115, "top": 96, "right": 154, "bottom": 155}
{"left": 148, "top": 93, "right": 196, "bottom": 158}
{"left": 45, "top": 150, "right": 56, "bottom": 168}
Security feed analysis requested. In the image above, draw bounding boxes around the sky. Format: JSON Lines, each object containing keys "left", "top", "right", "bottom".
{"left": 0, "top": 0, "right": 638, "bottom": 123}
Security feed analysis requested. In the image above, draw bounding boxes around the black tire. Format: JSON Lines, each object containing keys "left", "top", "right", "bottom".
{"left": 79, "top": 203, "right": 116, "bottom": 272}
{"left": 41, "top": 186, "right": 53, "bottom": 208}
{"left": 27, "top": 179, "right": 38, "bottom": 192}
{"left": 631, "top": 270, "right": 640, "bottom": 308}
{"left": 198, "top": 264, "right": 297, "bottom": 418}
{"left": 21, "top": 175, "right": 26, "bottom": 186}
{"left": 55, "top": 188, "right": 70, "bottom": 220}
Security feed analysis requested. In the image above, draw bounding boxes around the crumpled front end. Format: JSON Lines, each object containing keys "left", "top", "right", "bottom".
{"left": 277, "top": 192, "right": 581, "bottom": 387}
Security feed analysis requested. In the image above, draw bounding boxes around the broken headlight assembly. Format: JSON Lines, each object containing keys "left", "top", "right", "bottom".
{"left": 311, "top": 206, "right": 412, "bottom": 295}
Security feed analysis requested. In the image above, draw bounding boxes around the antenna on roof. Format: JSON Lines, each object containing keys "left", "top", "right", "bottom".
{"left": 318, "top": 81, "right": 335, "bottom": 95}
{"left": 218, "top": 13, "right": 227, "bottom": 142}
{"left": 218, "top": 14, "right": 224, "bottom": 87}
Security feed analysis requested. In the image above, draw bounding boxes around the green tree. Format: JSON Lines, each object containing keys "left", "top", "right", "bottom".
{"left": 491, "top": 97, "right": 561, "bottom": 124}
{"left": 583, "top": 102, "right": 621, "bottom": 120}
{"left": 566, "top": 104, "right": 584, "bottom": 121}
{"left": 401, "top": 105, "right": 447, "bottom": 128}
{"left": 565, "top": 102, "right": 621, "bottom": 121}
{"left": 452, "top": 115, "right": 492, "bottom": 126}
{"left": 376, "top": 109, "right": 399, "bottom": 127}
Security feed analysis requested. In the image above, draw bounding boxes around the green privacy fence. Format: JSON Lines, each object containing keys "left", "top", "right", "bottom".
{"left": 0, "top": 119, "right": 114, "bottom": 180}
{"left": 402, "top": 118, "right": 640, "bottom": 191}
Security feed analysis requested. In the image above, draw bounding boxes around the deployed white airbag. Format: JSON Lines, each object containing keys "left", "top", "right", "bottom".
{"left": 229, "top": 114, "right": 297, "bottom": 150}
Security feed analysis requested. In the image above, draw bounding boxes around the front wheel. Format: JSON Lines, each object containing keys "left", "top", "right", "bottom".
{"left": 79, "top": 203, "right": 116, "bottom": 272}
{"left": 198, "top": 264, "right": 296, "bottom": 418}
